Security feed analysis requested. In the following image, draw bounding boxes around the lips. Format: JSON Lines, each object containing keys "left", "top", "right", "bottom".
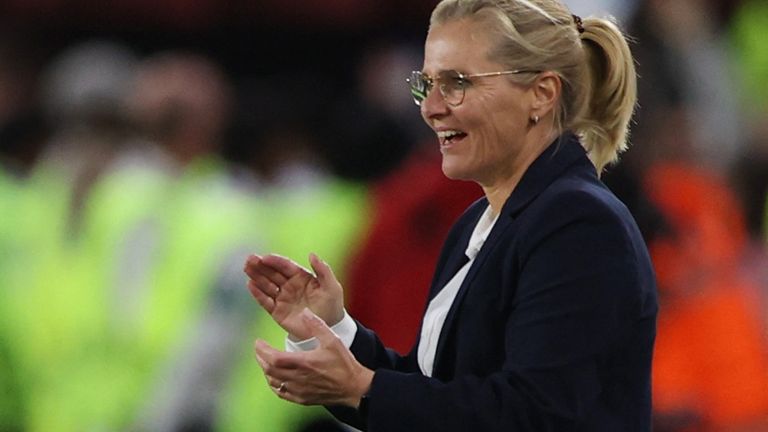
{"left": 436, "top": 129, "right": 468, "bottom": 147}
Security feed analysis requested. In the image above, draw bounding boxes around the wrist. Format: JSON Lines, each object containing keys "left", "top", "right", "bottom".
{"left": 349, "top": 367, "right": 374, "bottom": 409}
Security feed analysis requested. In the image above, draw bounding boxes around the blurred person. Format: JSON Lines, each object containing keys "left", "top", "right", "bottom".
{"left": 245, "top": 1, "right": 658, "bottom": 431}
{"left": 623, "top": 3, "right": 768, "bottom": 429}
{"left": 0, "top": 39, "right": 138, "bottom": 432}
{"left": 35, "top": 40, "right": 139, "bottom": 236}
{"left": 216, "top": 77, "right": 369, "bottom": 432}
{"left": 645, "top": 162, "right": 768, "bottom": 432}
{"left": 126, "top": 52, "right": 232, "bottom": 168}
{"left": 116, "top": 51, "right": 265, "bottom": 432}
{"left": 628, "top": 0, "right": 745, "bottom": 174}
{"left": 21, "top": 51, "right": 263, "bottom": 432}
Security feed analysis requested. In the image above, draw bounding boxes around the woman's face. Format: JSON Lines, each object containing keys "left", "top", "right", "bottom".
{"left": 421, "top": 18, "right": 535, "bottom": 186}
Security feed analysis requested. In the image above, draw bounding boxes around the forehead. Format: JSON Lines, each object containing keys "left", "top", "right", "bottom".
{"left": 423, "top": 18, "right": 496, "bottom": 74}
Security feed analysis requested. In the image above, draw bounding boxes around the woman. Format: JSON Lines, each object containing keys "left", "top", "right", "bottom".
{"left": 245, "top": 0, "right": 658, "bottom": 430}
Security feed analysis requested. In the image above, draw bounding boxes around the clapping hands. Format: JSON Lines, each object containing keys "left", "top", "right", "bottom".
{"left": 244, "top": 253, "right": 373, "bottom": 408}
{"left": 244, "top": 253, "right": 344, "bottom": 340}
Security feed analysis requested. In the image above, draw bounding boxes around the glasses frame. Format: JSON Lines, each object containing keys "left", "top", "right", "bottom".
{"left": 407, "top": 69, "right": 541, "bottom": 107}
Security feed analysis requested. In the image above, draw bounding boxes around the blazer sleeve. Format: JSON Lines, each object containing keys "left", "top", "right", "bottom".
{"left": 352, "top": 189, "right": 656, "bottom": 431}
{"left": 326, "top": 320, "right": 421, "bottom": 428}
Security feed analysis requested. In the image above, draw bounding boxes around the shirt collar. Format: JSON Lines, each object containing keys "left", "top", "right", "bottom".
{"left": 465, "top": 205, "right": 499, "bottom": 260}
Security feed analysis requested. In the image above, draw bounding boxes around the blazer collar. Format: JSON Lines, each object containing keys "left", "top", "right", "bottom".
{"left": 500, "top": 131, "right": 592, "bottom": 219}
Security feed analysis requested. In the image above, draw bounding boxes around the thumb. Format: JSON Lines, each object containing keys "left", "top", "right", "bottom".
{"left": 309, "top": 253, "right": 337, "bottom": 286}
{"left": 301, "top": 307, "right": 337, "bottom": 347}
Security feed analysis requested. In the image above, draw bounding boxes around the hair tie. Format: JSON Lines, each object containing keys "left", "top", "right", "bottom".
{"left": 572, "top": 14, "right": 585, "bottom": 34}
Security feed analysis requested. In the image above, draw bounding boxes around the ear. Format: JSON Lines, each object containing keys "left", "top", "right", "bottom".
{"left": 529, "top": 71, "right": 561, "bottom": 118}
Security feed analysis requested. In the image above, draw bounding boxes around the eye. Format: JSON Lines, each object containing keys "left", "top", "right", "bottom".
{"left": 440, "top": 70, "right": 468, "bottom": 92}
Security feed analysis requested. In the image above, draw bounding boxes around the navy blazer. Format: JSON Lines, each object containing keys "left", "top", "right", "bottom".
{"left": 332, "top": 133, "right": 658, "bottom": 431}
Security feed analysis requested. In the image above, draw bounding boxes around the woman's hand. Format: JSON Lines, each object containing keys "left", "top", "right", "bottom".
{"left": 254, "top": 308, "right": 374, "bottom": 407}
{"left": 244, "top": 253, "right": 344, "bottom": 340}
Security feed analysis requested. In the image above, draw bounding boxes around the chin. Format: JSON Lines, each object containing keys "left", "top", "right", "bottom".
{"left": 441, "top": 159, "right": 475, "bottom": 182}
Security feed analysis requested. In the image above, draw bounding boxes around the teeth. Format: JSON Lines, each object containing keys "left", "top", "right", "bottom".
{"left": 437, "top": 130, "right": 464, "bottom": 139}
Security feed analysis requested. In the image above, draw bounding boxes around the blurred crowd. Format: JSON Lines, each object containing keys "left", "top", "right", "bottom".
{"left": 0, "top": 0, "right": 767, "bottom": 431}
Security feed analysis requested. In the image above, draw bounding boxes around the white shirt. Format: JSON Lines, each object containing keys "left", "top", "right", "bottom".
{"left": 287, "top": 205, "right": 499, "bottom": 378}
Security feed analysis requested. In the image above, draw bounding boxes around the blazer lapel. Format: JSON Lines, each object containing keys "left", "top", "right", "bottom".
{"left": 427, "top": 203, "right": 483, "bottom": 300}
{"left": 430, "top": 212, "right": 515, "bottom": 378}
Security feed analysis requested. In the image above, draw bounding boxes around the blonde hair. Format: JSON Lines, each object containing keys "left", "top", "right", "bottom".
{"left": 430, "top": 0, "right": 637, "bottom": 173}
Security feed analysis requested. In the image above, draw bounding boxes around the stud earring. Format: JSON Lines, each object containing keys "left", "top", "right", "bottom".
{"left": 531, "top": 115, "right": 540, "bottom": 125}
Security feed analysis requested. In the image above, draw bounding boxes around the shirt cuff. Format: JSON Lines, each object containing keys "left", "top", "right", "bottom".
{"left": 285, "top": 309, "right": 357, "bottom": 352}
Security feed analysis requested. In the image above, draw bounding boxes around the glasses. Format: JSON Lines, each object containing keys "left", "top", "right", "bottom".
{"left": 407, "top": 69, "right": 540, "bottom": 107}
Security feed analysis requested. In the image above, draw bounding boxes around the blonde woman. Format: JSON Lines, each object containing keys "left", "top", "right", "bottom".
{"left": 245, "top": 0, "right": 657, "bottom": 430}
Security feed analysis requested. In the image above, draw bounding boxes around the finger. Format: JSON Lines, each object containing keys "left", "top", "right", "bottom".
{"left": 255, "top": 354, "right": 293, "bottom": 393}
{"left": 247, "top": 280, "right": 275, "bottom": 313}
{"left": 256, "top": 359, "right": 293, "bottom": 385}
{"left": 244, "top": 254, "right": 262, "bottom": 273}
{"left": 308, "top": 253, "right": 338, "bottom": 286}
{"left": 254, "top": 339, "right": 280, "bottom": 364}
{"left": 272, "top": 384, "right": 306, "bottom": 405}
{"left": 245, "top": 262, "right": 289, "bottom": 288}
{"left": 262, "top": 254, "right": 310, "bottom": 279}
{"left": 254, "top": 339, "right": 302, "bottom": 371}
{"left": 244, "top": 254, "right": 269, "bottom": 280}
{"left": 267, "top": 376, "right": 285, "bottom": 392}
{"left": 255, "top": 351, "right": 268, "bottom": 369}
{"left": 301, "top": 308, "right": 339, "bottom": 348}
{"left": 247, "top": 273, "right": 282, "bottom": 298}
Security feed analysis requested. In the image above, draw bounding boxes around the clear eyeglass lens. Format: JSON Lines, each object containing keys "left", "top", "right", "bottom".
{"left": 407, "top": 70, "right": 467, "bottom": 106}
{"left": 438, "top": 70, "right": 465, "bottom": 106}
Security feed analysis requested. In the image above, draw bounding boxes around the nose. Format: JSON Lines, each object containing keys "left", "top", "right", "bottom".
{"left": 420, "top": 86, "right": 450, "bottom": 121}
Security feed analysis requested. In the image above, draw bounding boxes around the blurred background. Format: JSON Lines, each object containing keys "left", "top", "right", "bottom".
{"left": 0, "top": 0, "right": 766, "bottom": 431}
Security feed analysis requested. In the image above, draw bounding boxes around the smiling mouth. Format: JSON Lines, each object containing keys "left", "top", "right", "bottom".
{"left": 437, "top": 130, "right": 468, "bottom": 146}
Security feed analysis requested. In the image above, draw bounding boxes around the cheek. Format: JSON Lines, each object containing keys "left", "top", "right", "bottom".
{"left": 489, "top": 104, "right": 526, "bottom": 138}
{"left": 476, "top": 108, "right": 514, "bottom": 143}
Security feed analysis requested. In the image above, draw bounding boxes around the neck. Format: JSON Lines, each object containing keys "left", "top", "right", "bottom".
{"left": 482, "top": 128, "right": 559, "bottom": 216}
{"left": 482, "top": 173, "right": 523, "bottom": 217}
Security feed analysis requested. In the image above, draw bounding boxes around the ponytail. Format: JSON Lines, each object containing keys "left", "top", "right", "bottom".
{"left": 572, "top": 17, "right": 637, "bottom": 173}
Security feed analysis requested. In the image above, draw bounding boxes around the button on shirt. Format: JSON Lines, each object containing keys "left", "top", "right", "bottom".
{"left": 287, "top": 205, "right": 499, "bottom": 378}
